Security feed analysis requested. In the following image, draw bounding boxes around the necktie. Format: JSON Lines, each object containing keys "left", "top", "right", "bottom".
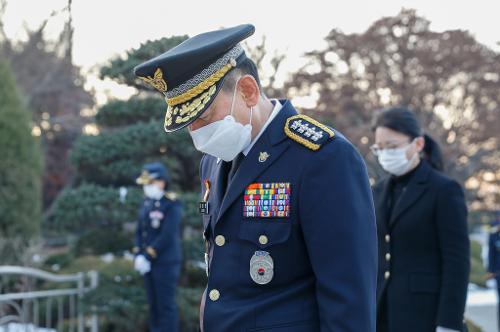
{"left": 227, "top": 153, "right": 244, "bottom": 186}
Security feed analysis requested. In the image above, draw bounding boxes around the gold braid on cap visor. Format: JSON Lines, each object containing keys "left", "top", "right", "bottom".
{"left": 165, "top": 85, "right": 217, "bottom": 127}
{"left": 164, "top": 60, "right": 236, "bottom": 127}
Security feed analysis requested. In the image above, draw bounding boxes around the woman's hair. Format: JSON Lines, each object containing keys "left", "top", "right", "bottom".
{"left": 373, "top": 107, "right": 444, "bottom": 171}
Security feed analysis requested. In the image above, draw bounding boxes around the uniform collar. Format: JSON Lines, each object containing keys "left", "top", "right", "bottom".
{"left": 242, "top": 99, "right": 283, "bottom": 156}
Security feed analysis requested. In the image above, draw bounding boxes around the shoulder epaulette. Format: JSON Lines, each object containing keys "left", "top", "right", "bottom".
{"left": 165, "top": 192, "right": 178, "bottom": 201}
{"left": 284, "top": 114, "right": 334, "bottom": 150}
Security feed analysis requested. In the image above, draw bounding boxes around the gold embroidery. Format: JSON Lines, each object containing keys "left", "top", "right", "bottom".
{"left": 166, "top": 62, "right": 234, "bottom": 107}
{"left": 139, "top": 68, "right": 168, "bottom": 93}
{"left": 164, "top": 85, "right": 217, "bottom": 129}
{"left": 136, "top": 170, "right": 152, "bottom": 185}
{"left": 284, "top": 115, "right": 334, "bottom": 151}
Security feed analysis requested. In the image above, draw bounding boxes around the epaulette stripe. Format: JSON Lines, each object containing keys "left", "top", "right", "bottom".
{"left": 165, "top": 192, "right": 178, "bottom": 201}
{"left": 284, "top": 114, "right": 334, "bottom": 151}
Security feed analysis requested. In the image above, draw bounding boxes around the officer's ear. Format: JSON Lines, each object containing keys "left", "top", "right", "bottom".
{"left": 415, "top": 136, "right": 425, "bottom": 153}
{"left": 237, "top": 75, "right": 260, "bottom": 108}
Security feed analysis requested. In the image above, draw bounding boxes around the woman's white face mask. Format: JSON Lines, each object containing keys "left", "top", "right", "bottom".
{"left": 377, "top": 141, "right": 419, "bottom": 176}
{"left": 143, "top": 184, "right": 164, "bottom": 200}
{"left": 189, "top": 78, "right": 253, "bottom": 162}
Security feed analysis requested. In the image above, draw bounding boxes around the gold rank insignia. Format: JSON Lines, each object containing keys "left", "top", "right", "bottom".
{"left": 138, "top": 68, "right": 168, "bottom": 93}
{"left": 284, "top": 114, "right": 334, "bottom": 151}
{"left": 165, "top": 191, "right": 178, "bottom": 201}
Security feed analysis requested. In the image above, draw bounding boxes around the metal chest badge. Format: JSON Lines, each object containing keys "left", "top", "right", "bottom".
{"left": 250, "top": 251, "right": 274, "bottom": 285}
{"left": 149, "top": 210, "right": 164, "bottom": 229}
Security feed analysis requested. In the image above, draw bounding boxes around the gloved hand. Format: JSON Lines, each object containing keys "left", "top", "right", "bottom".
{"left": 134, "top": 255, "right": 151, "bottom": 275}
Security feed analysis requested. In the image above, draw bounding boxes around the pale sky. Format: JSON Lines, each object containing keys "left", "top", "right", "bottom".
{"left": 3, "top": 0, "right": 500, "bottom": 103}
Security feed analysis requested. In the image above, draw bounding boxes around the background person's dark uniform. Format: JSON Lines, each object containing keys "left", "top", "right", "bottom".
{"left": 374, "top": 160, "right": 470, "bottom": 332}
{"left": 487, "top": 218, "right": 500, "bottom": 330}
{"left": 134, "top": 163, "right": 183, "bottom": 332}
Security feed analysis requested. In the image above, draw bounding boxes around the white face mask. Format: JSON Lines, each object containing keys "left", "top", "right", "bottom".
{"left": 377, "top": 143, "right": 418, "bottom": 176}
{"left": 143, "top": 184, "right": 164, "bottom": 200}
{"left": 189, "top": 78, "right": 253, "bottom": 162}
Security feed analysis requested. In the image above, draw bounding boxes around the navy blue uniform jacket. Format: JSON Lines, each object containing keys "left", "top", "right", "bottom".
{"left": 135, "top": 195, "right": 183, "bottom": 265}
{"left": 199, "top": 100, "right": 377, "bottom": 332}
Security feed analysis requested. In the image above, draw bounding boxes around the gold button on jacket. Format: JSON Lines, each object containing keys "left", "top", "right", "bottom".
{"left": 215, "top": 235, "right": 226, "bottom": 246}
{"left": 209, "top": 289, "right": 220, "bottom": 301}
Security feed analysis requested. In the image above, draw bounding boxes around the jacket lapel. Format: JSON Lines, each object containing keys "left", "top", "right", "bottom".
{"left": 389, "top": 161, "right": 431, "bottom": 227}
{"left": 213, "top": 101, "right": 295, "bottom": 228}
{"left": 210, "top": 159, "right": 230, "bottom": 221}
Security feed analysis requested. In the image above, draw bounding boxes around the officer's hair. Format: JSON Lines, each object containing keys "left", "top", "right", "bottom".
{"left": 221, "top": 58, "right": 264, "bottom": 96}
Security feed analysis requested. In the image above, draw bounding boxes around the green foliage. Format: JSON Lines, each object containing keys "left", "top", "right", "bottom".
{"left": 183, "top": 238, "right": 205, "bottom": 266}
{"left": 70, "top": 120, "right": 201, "bottom": 189}
{"left": 95, "top": 96, "right": 165, "bottom": 128}
{"left": 177, "top": 287, "right": 204, "bottom": 332}
{"left": 46, "top": 183, "right": 143, "bottom": 234}
{"left": 56, "top": 257, "right": 204, "bottom": 332}
{"left": 47, "top": 33, "right": 206, "bottom": 330}
{"left": 47, "top": 185, "right": 203, "bottom": 262}
{"left": 74, "top": 228, "right": 133, "bottom": 256}
{"left": 43, "top": 252, "right": 75, "bottom": 270}
{"left": 0, "top": 60, "right": 43, "bottom": 262}
{"left": 47, "top": 183, "right": 200, "bottom": 233}
{"left": 181, "top": 263, "right": 207, "bottom": 289}
{"left": 100, "top": 35, "right": 188, "bottom": 91}
{"left": 182, "top": 192, "right": 203, "bottom": 227}
{"left": 77, "top": 257, "right": 148, "bottom": 332}
{"left": 470, "top": 240, "right": 487, "bottom": 287}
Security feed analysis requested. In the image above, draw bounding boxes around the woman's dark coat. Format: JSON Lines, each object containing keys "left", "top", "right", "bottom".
{"left": 373, "top": 161, "right": 470, "bottom": 331}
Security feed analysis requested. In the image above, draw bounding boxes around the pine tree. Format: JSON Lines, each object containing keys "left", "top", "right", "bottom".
{"left": 0, "top": 60, "right": 43, "bottom": 264}
{"left": 48, "top": 36, "right": 204, "bottom": 331}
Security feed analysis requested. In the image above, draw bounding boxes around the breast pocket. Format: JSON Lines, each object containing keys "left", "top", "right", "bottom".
{"left": 238, "top": 220, "right": 292, "bottom": 286}
{"left": 238, "top": 220, "right": 292, "bottom": 249}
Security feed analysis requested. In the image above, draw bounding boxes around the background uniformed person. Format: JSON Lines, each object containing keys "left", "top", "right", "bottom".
{"left": 134, "top": 24, "right": 377, "bottom": 331}
{"left": 133, "top": 162, "right": 183, "bottom": 332}
{"left": 487, "top": 211, "right": 500, "bottom": 330}
{"left": 371, "top": 107, "right": 470, "bottom": 332}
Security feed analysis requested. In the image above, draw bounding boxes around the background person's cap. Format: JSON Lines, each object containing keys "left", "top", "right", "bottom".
{"left": 136, "top": 162, "right": 169, "bottom": 185}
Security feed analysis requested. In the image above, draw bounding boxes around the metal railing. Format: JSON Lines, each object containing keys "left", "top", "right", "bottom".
{"left": 0, "top": 266, "right": 98, "bottom": 332}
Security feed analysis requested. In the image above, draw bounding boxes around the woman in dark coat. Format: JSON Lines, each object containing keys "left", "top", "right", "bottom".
{"left": 372, "top": 107, "right": 470, "bottom": 332}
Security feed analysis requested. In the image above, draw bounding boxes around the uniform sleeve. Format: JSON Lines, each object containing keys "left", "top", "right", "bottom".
{"left": 488, "top": 233, "right": 496, "bottom": 273}
{"left": 148, "top": 202, "right": 183, "bottom": 259}
{"left": 435, "top": 180, "right": 470, "bottom": 330}
{"left": 134, "top": 208, "right": 143, "bottom": 255}
{"left": 298, "top": 139, "right": 377, "bottom": 332}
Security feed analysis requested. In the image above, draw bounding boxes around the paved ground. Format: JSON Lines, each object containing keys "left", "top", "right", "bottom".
{"left": 466, "top": 288, "right": 497, "bottom": 332}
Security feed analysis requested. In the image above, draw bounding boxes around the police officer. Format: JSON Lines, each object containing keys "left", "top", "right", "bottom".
{"left": 133, "top": 162, "right": 183, "bottom": 332}
{"left": 487, "top": 212, "right": 500, "bottom": 330}
{"left": 134, "top": 25, "right": 377, "bottom": 332}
